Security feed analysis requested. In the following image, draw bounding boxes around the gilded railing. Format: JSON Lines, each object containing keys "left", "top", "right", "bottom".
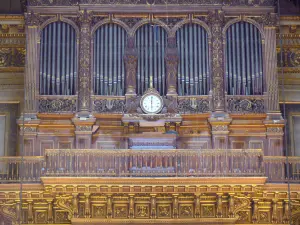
{"left": 44, "top": 149, "right": 263, "bottom": 177}
{"left": 38, "top": 95, "right": 77, "bottom": 113}
{"left": 264, "top": 156, "right": 300, "bottom": 183}
{"left": 0, "top": 156, "right": 44, "bottom": 183}
{"left": 225, "top": 95, "right": 266, "bottom": 114}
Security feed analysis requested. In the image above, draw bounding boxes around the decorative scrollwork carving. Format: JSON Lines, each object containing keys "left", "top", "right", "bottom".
{"left": 227, "top": 97, "right": 265, "bottom": 114}
{"left": 28, "top": 0, "right": 76, "bottom": 6}
{"left": 177, "top": 97, "right": 209, "bottom": 114}
{"left": 93, "top": 99, "right": 125, "bottom": 113}
{"left": 250, "top": 13, "right": 277, "bottom": 27}
{"left": 39, "top": 98, "right": 76, "bottom": 113}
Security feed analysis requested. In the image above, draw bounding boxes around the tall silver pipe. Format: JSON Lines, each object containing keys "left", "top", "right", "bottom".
{"left": 104, "top": 25, "right": 108, "bottom": 95}
{"left": 56, "top": 22, "right": 61, "bottom": 94}
{"left": 236, "top": 23, "right": 241, "bottom": 95}
{"left": 254, "top": 26, "right": 259, "bottom": 94}
{"left": 241, "top": 22, "right": 246, "bottom": 95}
{"left": 227, "top": 26, "right": 232, "bottom": 95}
{"left": 180, "top": 28, "right": 184, "bottom": 95}
{"left": 245, "top": 23, "right": 251, "bottom": 95}
{"left": 61, "top": 23, "right": 66, "bottom": 95}
{"left": 47, "top": 25, "right": 51, "bottom": 95}
{"left": 74, "top": 28, "right": 77, "bottom": 95}
{"left": 51, "top": 23, "right": 56, "bottom": 94}
{"left": 258, "top": 33, "right": 263, "bottom": 94}
{"left": 66, "top": 24, "right": 70, "bottom": 95}
{"left": 149, "top": 25, "right": 153, "bottom": 88}
{"left": 189, "top": 25, "right": 193, "bottom": 94}
{"left": 42, "top": 27, "right": 47, "bottom": 94}
{"left": 154, "top": 26, "right": 158, "bottom": 93}
{"left": 250, "top": 24, "right": 255, "bottom": 94}
{"left": 70, "top": 27, "right": 74, "bottom": 96}
{"left": 202, "top": 27, "right": 206, "bottom": 95}
{"left": 137, "top": 30, "right": 141, "bottom": 95}
{"left": 231, "top": 25, "right": 236, "bottom": 95}
{"left": 194, "top": 25, "right": 198, "bottom": 95}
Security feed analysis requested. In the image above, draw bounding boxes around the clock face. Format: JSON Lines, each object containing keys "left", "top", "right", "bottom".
{"left": 141, "top": 94, "right": 163, "bottom": 114}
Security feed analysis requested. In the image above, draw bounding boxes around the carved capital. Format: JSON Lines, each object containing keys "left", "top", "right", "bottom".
{"left": 25, "top": 12, "right": 41, "bottom": 26}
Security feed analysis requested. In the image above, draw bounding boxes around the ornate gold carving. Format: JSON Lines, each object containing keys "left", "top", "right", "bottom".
{"left": 201, "top": 205, "right": 215, "bottom": 217}
{"left": 179, "top": 204, "right": 193, "bottom": 218}
{"left": 93, "top": 205, "right": 107, "bottom": 218}
{"left": 135, "top": 204, "right": 149, "bottom": 218}
{"left": 157, "top": 204, "right": 171, "bottom": 218}
{"left": 114, "top": 205, "right": 128, "bottom": 218}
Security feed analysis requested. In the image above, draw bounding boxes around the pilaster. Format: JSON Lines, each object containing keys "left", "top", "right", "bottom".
{"left": 72, "top": 117, "right": 96, "bottom": 149}
{"left": 207, "top": 10, "right": 225, "bottom": 112}
{"left": 78, "top": 10, "right": 92, "bottom": 116}
{"left": 208, "top": 116, "right": 232, "bottom": 149}
{"left": 24, "top": 12, "right": 40, "bottom": 118}
{"left": 263, "top": 13, "right": 281, "bottom": 120}
{"left": 17, "top": 118, "right": 40, "bottom": 156}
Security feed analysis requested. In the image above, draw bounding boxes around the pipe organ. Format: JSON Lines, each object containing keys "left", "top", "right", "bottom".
{"left": 135, "top": 24, "right": 167, "bottom": 96}
{"left": 93, "top": 24, "right": 127, "bottom": 96}
{"left": 225, "top": 22, "right": 264, "bottom": 95}
{"left": 39, "top": 22, "right": 77, "bottom": 95}
{"left": 176, "top": 24, "right": 210, "bottom": 96}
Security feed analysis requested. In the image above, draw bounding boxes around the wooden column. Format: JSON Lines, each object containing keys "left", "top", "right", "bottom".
{"left": 263, "top": 14, "right": 280, "bottom": 118}
{"left": 208, "top": 10, "right": 225, "bottom": 112}
{"left": 24, "top": 12, "right": 40, "bottom": 118}
{"left": 78, "top": 10, "right": 92, "bottom": 116}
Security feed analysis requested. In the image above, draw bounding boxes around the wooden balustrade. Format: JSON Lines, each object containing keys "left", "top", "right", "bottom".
{"left": 44, "top": 149, "right": 264, "bottom": 177}
{"left": 0, "top": 156, "right": 44, "bottom": 183}
{"left": 2, "top": 151, "right": 299, "bottom": 183}
{"left": 264, "top": 156, "right": 300, "bottom": 183}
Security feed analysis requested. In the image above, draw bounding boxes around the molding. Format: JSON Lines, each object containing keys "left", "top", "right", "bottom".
{"left": 41, "top": 177, "right": 267, "bottom": 185}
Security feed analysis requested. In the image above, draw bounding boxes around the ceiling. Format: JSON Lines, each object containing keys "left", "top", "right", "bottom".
{"left": 0, "top": 0, "right": 299, "bottom": 15}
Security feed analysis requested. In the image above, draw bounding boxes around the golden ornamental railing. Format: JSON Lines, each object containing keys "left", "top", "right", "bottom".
{"left": 44, "top": 149, "right": 264, "bottom": 177}
{"left": 0, "top": 156, "right": 44, "bottom": 183}
{"left": 264, "top": 156, "right": 300, "bottom": 183}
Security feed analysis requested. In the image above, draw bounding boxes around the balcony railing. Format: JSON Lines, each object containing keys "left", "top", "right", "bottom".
{"left": 1, "top": 151, "right": 299, "bottom": 183}
{"left": 264, "top": 156, "right": 300, "bottom": 183}
{"left": 44, "top": 149, "right": 264, "bottom": 177}
{"left": 0, "top": 156, "right": 44, "bottom": 183}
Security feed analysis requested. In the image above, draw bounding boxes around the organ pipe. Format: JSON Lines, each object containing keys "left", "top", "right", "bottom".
{"left": 39, "top": 21, "right": 77, "bottom": 95}
{"left": 176, "top": 23, "right": 209, "bottom": 96}
{"left": 136, "top": 24, "right": 167, "bottom": 96}
{"left": 225, "top": 22, "right": 264, "bottom": 95}
{"left": 93, "top": 23, "right": 127, "bottom": 96}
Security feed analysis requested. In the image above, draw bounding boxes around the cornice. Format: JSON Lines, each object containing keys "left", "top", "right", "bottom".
{"left": 41, "top": 177, "right": 267, "bottom": 185}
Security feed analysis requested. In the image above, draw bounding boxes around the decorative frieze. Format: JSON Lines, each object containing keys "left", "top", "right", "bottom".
{"left": 93, "top": 99, "right": 125, "bottom": 113}
{"left": 177, "top": 97, "right": 210, "bottom": 114}
{"left": 226, "top": 96, "right": 265, "bottom": 114}
{"left": 39, "top": 98, "right": 77, "bottom": 113}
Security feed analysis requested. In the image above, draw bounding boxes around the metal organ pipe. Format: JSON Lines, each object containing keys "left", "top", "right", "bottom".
{"left": 93, "top": 23, "right": 127, "bottom": 96}
{"left": 39, "top": 22, "right": 77, "bottom": 95}
{"left": 176, "top": 23, "right": 209, "bottom": 96}
{"left": 135, "top": 24, "right": 167, "bottom": 96}
{"left": 226, "top": 21, "right": 263, "bottom": 95}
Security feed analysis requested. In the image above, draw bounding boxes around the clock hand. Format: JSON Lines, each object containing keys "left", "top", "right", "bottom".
{"left": 151, "top": 96, "right": 153, "bottom": 111}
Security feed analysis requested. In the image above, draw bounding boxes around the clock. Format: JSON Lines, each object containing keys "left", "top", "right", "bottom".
{"left": 140, "top": 89, "right": 164, "bottom": 114}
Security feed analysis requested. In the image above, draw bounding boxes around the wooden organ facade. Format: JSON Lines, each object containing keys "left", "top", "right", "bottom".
{"left": 0, "top": 0, "right": 300, "bottom": 225}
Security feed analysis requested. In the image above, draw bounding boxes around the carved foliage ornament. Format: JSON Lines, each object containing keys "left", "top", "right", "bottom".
{"left": 250, "top": 13, "right": 278, "bottom": 27}
{"left": 177, "top": 97, "right": 209, "bottom": 114}
{"left": 93, "top": 99, "right": 125, "bottom": 113}
{"left": 39, "top": 99, "right": 76, "bottom": 113}
{"left": 227, "top": 97, "right": 265, "bottom": 114}
{"left": 207, "top": 10, "right": 225, "bottom": 111}
{"left": 78, "top": 10, "right": 93, "bottom": 112}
